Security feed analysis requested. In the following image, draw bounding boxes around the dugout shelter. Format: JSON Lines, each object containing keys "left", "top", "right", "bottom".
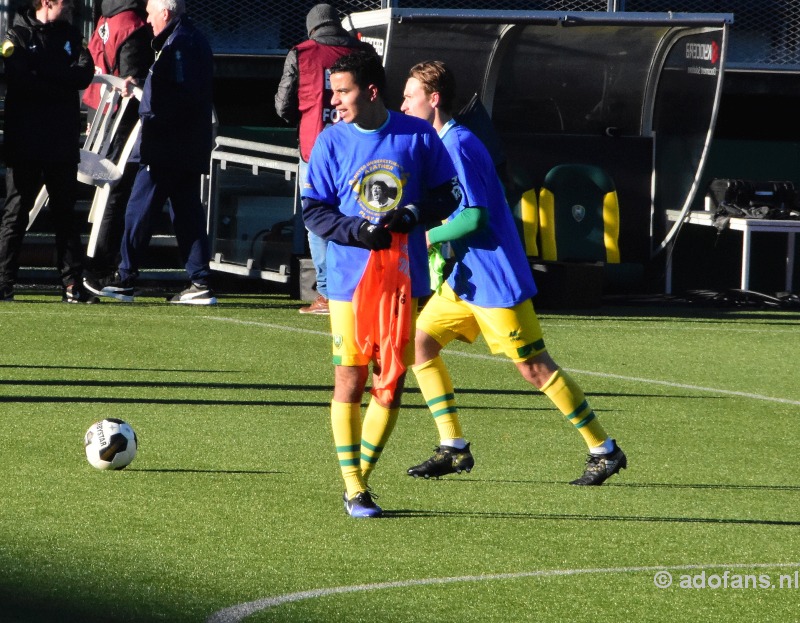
{"left": 343, "top": 8, "right": 731, "bottom": 283}
{"left": 205, "top": 8, "right": 731, "bottom": 293}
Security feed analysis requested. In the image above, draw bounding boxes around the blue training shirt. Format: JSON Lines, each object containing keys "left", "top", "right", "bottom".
{"left": 304, "top": 111, "right": 458, "bottom": 301}
{"left": 439, "top": 121, "right": 537, "bottom": 307}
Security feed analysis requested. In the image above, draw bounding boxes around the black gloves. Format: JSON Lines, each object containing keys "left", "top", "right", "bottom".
{"left": 378, "top": 205, "right": 419, "bottom": 233}
{"left": 357, "top": 220, "right": 392, "bottom": 251}
{"left": 358, "top": 204, "right": 420, "bottom": 250}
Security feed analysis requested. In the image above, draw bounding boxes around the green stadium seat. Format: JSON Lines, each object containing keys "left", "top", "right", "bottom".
{"left": 538, "top": 164, "right": 621, "bottom": 263}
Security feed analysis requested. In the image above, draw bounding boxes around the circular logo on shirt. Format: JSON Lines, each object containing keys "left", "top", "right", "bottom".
{"left": 361, "top": 171, "right": 400, "bottom": 215}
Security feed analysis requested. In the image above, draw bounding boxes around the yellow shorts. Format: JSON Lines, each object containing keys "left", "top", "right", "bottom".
{"left": 329, "top": 299, "right": 418, "bottom": 367}
{"left": 417, "top": 283, "right": 545, "bottom": 362}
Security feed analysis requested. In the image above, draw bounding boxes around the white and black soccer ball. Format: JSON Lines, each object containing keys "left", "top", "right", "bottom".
{"left": 84, "top": 418, "right": 138, "bottom": 470}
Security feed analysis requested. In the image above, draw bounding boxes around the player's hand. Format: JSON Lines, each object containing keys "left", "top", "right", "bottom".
{"left": 357, "top": 220, "right": 392, "bottom": 251}
{"left": 378, "top": 205, "right": 419, "bottom": 233}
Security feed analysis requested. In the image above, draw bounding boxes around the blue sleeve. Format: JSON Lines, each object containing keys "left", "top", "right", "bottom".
{"left": 301, "top": 133, "right": 366, "bottom": 246}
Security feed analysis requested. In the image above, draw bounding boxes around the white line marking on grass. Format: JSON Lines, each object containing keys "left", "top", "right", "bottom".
{"left": 204, "top": 317, "right": 800, "bottom": 406}
{"left": 542, "top": 320, "right": 800, "bottom": 334}
{"left": 449, "top": 350, "right": 800, "bottom": 406}
{"left": 204, "top": 316, "right": 329, "bottom": 337}
{"left": 206, "top": 561, "right": 800, "bottom": 623}
{"left": 568, "top": 368, "right": 800, "bottom": 406}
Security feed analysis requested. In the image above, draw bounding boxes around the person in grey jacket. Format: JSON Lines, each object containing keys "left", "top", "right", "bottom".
{"left": 275, "top": 3, "right": 376, "bottom": 315}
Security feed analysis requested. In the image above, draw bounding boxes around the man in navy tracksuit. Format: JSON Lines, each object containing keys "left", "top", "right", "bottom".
{"left": 85, "top": 0, "right": 216, "bottom": 305}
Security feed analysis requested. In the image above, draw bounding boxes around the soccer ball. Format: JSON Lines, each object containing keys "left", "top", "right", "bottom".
{"left": 84, "top": 418, "right": 138, "bottom": 470}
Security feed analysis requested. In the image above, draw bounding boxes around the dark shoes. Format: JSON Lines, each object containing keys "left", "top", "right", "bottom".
{"left": 168, "top": 282, "right": 217, "bottom": 305}
{"left": 407, "top": 443, "right": 475, "bottom": 479}
{"left": 1, "top": 282, "right": 99, "bottom": 303}
{"left": 62, "top": 283, "right": 99, "bottom": 304}
{"left": 0, "top": 284, "right": 13, "bottom": 302}
{"left": 570, "top": 440, "right": 627, "bottom": 486}
{"left": 85, "top": 275, "right": 217, "bottom": 305}
{"left": 84, "top": 272, "right": 135, "bottom": 302}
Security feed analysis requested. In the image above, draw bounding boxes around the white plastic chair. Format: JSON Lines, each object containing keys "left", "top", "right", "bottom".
{"left": 27, "top": 74, "right": 143, "bottom": 257}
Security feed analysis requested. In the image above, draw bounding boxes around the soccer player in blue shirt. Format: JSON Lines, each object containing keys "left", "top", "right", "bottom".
{"left": 401, "top": 61, "right": 627, "bottom": 486}
{"left": 302, "top": 52, "right": 461, "bottom": 517}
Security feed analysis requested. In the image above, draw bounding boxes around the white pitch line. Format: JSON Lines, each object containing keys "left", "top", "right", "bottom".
{"left": 206, "top": 561, "right": 800, "bottom": 623}
{"left": 543, "top": 320, "right": 800, "bottom": 334}
{"left": 567, "top": 368, "right": 800, "bottom": 406}
{"left": 204, "top": 316, "right": 800, "bottom": 406}
{"left": 204, "top": 315, "right": 330, "bottom": 337}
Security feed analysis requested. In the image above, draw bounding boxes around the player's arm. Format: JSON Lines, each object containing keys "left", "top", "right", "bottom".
{"left": 427, "top": 206, "right": 488, "bottom": 244}
{"left": 415, "top": 176, "right": 462, "bottom": 224}
{"left": 302, "top": 197, "right": 390, "bottom": 250}
{"left": 379, "top": 176, "right": 462, "bottom": 233}
{"left": 302, "top": 197, "right": 362, "bottom": 244}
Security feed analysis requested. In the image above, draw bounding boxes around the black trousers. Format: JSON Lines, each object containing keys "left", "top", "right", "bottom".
{"left": 84, "top": 103, "right": 140, "bottom": 278}
{"left": 0, "top": 163, "right": 84, "bottom": 288}
{"left": 84, "top": 160, "right": 138, "bottom": 278}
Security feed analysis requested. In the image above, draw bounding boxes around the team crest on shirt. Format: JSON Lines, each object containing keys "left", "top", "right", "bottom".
{"left": 350, "top": 160, "right": 404, "bottom": 220}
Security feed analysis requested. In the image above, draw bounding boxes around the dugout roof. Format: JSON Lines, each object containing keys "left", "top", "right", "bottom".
{"left": 344, "top": 8, "right": 732, "bottom": 260}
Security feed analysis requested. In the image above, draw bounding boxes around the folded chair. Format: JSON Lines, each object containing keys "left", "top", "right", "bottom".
{"left": 27, "top": 74, "right": 143, "bottom": 257}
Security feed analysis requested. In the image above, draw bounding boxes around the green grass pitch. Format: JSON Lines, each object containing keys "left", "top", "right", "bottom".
{"left": 1, "top": 291, "right": 798, "bottom": 622}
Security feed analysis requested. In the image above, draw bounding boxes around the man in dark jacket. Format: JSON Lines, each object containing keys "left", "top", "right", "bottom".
{"left": 82, "top": 0, "right": 153, "bottom": 280}
{"left": 275, "top": 3, "right": 376, "bottom": 316}
{"left": 85, "top": 0, "right": 216, "bottom": 305}
{"left": 0, "top": 0, "right": 95, "bottom": 302}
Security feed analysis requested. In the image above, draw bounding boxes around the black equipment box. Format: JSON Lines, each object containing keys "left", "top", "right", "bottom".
{"left": 705, "top": 179, "right": 798, "bottom": 212}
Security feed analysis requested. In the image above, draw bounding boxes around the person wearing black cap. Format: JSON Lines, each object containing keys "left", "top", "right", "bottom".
{"left": 275, "top": 3, "right": 376, "bottom": 316}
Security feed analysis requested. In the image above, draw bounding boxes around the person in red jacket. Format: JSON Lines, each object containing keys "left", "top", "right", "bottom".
{"left": 275, "top": 4, "right": 376, "bottom": 315}
{"left": 82, "top": 0, "right": 153, "bottom": 280}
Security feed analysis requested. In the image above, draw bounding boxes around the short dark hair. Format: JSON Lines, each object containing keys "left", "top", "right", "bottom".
{"left": 407, "top": 60, "right": 456, "bottom": 114}
{"left": 330, "top": 50, "right": 385, "bottom": 96}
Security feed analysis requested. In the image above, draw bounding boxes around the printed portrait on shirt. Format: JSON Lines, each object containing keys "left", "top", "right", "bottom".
{"left": 351, "top": 162, "right": 403, "bottom": 220}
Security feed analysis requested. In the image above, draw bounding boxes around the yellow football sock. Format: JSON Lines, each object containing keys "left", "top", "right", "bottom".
{"left": 331, "top": 400, "right": 365, "bottom": 499}
{"left": 360, "top": 399, "right": 399, "bottom": 484}
{"left": 411, "top": 356, "right": 463, "bottom": 441}
{"left": 541, "top": 368, "right": 608, "bottom": 449}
